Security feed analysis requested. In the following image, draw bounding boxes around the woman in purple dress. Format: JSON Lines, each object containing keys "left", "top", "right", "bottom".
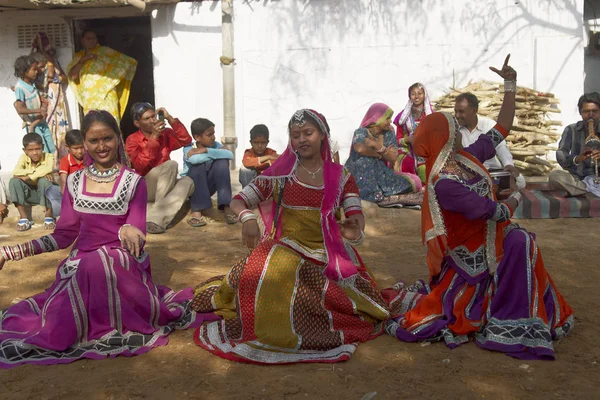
{"left": 384, "top": 56, "right": 574, "bottom": 360}
{"left": 0, "top": 110, "right": 214, "bottom": 368}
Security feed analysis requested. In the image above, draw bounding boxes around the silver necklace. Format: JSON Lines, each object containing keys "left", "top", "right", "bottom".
{"left": 299, "top": 163, "right": 323, "bottom": 179}
{"left": 85, "top": 163, "right": 121, "bottom": 183}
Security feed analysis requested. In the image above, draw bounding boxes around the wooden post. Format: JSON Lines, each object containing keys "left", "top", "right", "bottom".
{"left": 221, "top": 0, "right": 237, "bottom": 170}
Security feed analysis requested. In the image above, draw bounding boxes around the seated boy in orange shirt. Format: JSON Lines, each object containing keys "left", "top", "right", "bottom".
{"left": 239, "top": 124, "right": 279, "bottom": 188}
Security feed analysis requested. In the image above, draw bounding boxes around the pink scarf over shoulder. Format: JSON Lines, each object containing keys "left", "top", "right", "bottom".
{"left": 255, "top": 109, "right": 358, "bottom": 281}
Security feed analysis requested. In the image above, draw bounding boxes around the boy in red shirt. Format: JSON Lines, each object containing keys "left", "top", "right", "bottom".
{"left": 58, "top": 129, "right": 85, "bottom": 192}
{"left": 239, "top": 124, "right": 279, "bottom": 187}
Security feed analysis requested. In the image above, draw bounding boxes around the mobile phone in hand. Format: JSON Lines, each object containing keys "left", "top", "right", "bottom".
{"left": 157, "top": 110, "right": 165, "bottom": 121}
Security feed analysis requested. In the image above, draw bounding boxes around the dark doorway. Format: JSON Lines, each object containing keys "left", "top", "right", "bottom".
{"left": 73, "top": 16, "right": 154, "bottom": 138}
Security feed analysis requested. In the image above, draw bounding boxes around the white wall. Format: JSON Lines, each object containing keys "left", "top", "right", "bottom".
{"left": 150, "top": 2, "right": 223, "bottom": 165}
{"left": 0, "top": 0, "right": 587, "bottom": 172}
{"left": 233, "top": 0, "right": 585, "bottom": 163}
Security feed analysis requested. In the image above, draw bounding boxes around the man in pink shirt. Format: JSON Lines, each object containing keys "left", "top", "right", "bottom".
{"left": 126, "top": 102, "right": 194, "bottom": 234}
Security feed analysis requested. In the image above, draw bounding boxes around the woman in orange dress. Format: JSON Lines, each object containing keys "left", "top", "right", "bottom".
{"left": 384, "top": 56, "right": 574, "bottom": 360}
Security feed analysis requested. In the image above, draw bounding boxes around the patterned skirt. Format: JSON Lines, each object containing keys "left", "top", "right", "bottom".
{"left": 384, "top": 227, "right": 574, "bottom": 360}
{"left": 191, "top": 239, "right": 390, "bottom": 364}
{"left": 0, "top": 246, "right": 206, "bottom": 368}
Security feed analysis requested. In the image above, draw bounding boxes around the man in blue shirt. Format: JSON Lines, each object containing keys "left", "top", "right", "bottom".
{"left": 550, "top": 92, "right": 600, "bottom": 196}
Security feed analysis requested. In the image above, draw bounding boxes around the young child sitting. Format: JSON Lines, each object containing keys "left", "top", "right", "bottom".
{"left": 42, "top": 129, "right": 85, "bottom": 218}
{"left": 239, "top": 124, "right": 279, "bottom": 188}
{"left": 13, "top": 55, "right": 56, "bottom": 154}
{"left": 181, "top": 118, "right": 236, "bottom": 227}
{"left": 58, "top": 129, "right": 85, "bottom": 192}
{"left": 9, "top": 133, "right": 57, "bottom": 231}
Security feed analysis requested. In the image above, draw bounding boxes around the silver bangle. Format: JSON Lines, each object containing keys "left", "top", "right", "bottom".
{"left": 504, "top": 80, "right": 517, "bottom": 93}
{"left": 240, "top": 213, "right": 258, "bottom": 224}
{"left": 509, "top": 191, "right": 522, "bottom": 204}
{"left": 347, "top": 230, "right": 365, "bottom": 246}
{"left": 118, "top": 224, "right": 132, "bottom": 242}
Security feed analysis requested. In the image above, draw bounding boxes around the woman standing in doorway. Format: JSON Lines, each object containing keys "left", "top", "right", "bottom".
{"left": 67, "top": 30, "right": 137, "bottom": 123}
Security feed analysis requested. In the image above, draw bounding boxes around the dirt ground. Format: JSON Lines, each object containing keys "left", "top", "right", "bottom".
{"left": 0, "top": 207, "right": 599, "bottom": 400}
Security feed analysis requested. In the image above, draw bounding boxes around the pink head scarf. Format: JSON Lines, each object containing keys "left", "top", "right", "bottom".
{"left": 360, "top": 103, "right": 394, "bottom": 128}
{"left": 255, "top": 109, "right": 358, "bottom": 281}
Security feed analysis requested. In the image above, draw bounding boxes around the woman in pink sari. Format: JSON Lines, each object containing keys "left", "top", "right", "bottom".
{"left": 393, "top": 83, "right": 434, "bottom": 184}
{"left": 0, "top": 111, "right": 215, "bottom": 368}
{"left": 190, "top": 109, "right": 390, "bottom": 364}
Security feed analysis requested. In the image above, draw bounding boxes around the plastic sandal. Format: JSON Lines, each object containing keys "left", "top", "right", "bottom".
{"left": 16, "top": 219, "right": 33, "bottom": 232}
{"left": 187, "top": 216, "right": 207, "bottom": 227}
{"left": 43, "top": 217, "right": 56, "bottom": 230}
{"left": 146, "top": 221, "right": 166, "bottom": 234}
{"left": 224, "top": 213, "right": 238, "bottom": 225}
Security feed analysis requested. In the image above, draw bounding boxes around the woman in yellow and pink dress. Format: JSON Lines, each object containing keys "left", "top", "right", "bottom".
{"left": 191, "top": 109, "right": 390, "bottom": 364}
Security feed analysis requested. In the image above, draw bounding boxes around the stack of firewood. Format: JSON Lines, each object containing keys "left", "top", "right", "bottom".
{"left": 434, "top": 81, "right": 562, "bottom": 176}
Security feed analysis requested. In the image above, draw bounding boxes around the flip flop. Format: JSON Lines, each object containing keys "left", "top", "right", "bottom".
{"left": 224, "top": 213, "right": 238, "bottom": 225}
{"left": 187, "top": 216, "right": 207, "bottom": 227}
{"left": 43, "top": 217, "right": 56, "bottom": 230}
{"left": 146, "top": 221, "right": 166, "bottom": 234}
{"left": 16, "top": 219, "right": 33, "bottom": 232}
{"left": 378, "top": 203, "right": 404, "bottom": 209}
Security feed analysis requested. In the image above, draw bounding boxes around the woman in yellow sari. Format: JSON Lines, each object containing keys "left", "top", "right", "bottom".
{"left": 67, "top": 30, "right": 137, "bottom": 123}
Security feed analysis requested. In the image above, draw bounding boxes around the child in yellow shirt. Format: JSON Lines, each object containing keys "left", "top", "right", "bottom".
{"left": 9, "top": 133, "right": 57, "bottom": 231}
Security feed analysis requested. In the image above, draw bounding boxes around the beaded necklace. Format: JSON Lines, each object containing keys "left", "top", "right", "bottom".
{"left": 85, "top": 163, "right": 122, "bottom": 183}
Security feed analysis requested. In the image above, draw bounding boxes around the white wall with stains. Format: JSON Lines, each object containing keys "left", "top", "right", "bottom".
{"left": 0, "top": 0, "right": 586, "bottom": 174}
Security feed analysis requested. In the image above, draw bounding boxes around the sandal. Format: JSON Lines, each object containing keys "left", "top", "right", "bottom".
{"left": 378, "top": 191, "right": 424, "bottom": 208}
{"left": 16, "top": 219, "right": 33, "bottom": 232}
{"left": 146, "top": 221, "right": 166, "bottom": 234}
{"left": 224, "top": 213, "right": 238, "bottom": 225}
{"left": 43, "top": 217, "right": 56, "bottom": 230}
{"left": 187, "top": 216, "right": 207, "bottom": 227}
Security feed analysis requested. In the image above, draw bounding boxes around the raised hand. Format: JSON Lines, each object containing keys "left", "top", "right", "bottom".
{"left": 489, "top": 54, "right": 517, "bottom": 81}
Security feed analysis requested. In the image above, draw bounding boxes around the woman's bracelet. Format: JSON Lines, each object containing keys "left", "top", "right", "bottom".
{"left": 0, "top": 242, "right": 35, "bottom": 261}
{"left": 504, "top": 80, "right": 517, "bottom": 93}
{"left": 238, "top": 209, "right": 258, "bottom": 224}
{"left": 376, "top": 146, "right": 387, "bottom": 154}
{"left": 508, "top": 190, "right": 522, "bottom": 204}
{"left": 118, "top": 224, "right": 132, "bottom": 242}
{"left": 347, "top": 230, "right": 365, "bottom": 246}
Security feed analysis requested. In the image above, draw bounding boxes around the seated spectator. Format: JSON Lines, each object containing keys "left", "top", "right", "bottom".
{"left": 455, "top": 92, "right": 526, "bottom": 189}
{"left": 125, "top": 103, "right": 195, "bottom": 234}
{"left": 345, "top": 103, "right": 423, "bottom": 207}
{"left": 550, "top": 92, "right": 600, "bottom": 196}
{"left": 44, "top": 129, "right": 85, "bottom": 217}
{"left": 9, "top": 133, "right": 57, "bottom": 231}
{"left": 0, "top": 161, "right": 9, "bottom": 225}
{"left": 181, "top": 118, "right": 236, "bottom": 226}
{"left": 58, "top": 129, "right": 85, "bottom": 192}
{"left": 12, "top": 55, "right": 55, "bottom": 154}
{"left": 239, "top": 124, "right": 279, "bottom": 188}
